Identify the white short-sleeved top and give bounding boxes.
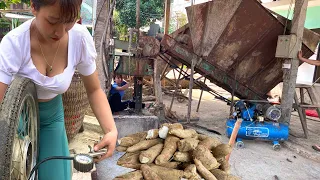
[0,19,97,99]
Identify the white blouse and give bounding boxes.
[0,19,97,99]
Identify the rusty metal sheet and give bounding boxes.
[160,0,319,99]
[186,0,242,57]
[170,24,194,51]
[229,23,284,91]
[206,0,277,71]
[138,36,160,57]
[115,57,153,77]
[161,35,263,100]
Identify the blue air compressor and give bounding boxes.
[226,100,289,150]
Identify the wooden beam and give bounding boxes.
[196,78,206,112]
[169,67,183,111]
[280,0,308,124]
[135,0,143,113]
[187,59,195,124]
[136,0,140,30]
[154,58,163,105]
[164,0,171,34]
[154,58,166,123]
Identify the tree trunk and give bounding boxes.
[94,0,108,93]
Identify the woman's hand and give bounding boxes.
[93,129,118,162]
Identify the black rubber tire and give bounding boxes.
[0,77,39,180]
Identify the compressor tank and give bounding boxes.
[226,119,289,141]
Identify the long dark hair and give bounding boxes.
[31,0,82,23]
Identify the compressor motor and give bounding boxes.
[233,100,281,122]
[227,100,288,151]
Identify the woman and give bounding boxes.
[0,0,117,179]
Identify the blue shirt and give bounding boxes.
[110,81,127,100]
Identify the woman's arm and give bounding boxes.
[81,71,118,161]
[0,82,8,102]
[298,51,320,66]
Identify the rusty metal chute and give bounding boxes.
[160,0,320,100]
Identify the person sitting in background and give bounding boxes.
[108,74,146,114]
[108,74,130,113]
[298,50,320,152]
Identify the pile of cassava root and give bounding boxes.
[114,123,240,180]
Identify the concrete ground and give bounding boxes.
[163,84,320,180]
[69,82,320,180]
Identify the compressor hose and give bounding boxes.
[28,156,74,180]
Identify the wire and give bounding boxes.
[28,156,74,180]
[244,103,253,121]
[283,0,294,35]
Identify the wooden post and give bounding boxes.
[154,58,163,105]
[280,0,308,124]
[187,59,195,124]
[154,58,166,123]
[136,0,140,31]
[134,0,143,113]
[164,0,171,34]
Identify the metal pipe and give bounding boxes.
[187,59,195,123]
[196,78,206,112]
[169,66,184,111]
[158,54,230,103]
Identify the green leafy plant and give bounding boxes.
[113,10,129,41]
[0,0,30,9]
[115,0,164,28]
[0,18,11,36]
[169,11,188,34]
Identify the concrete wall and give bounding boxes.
[113,115,159,138]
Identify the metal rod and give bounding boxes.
[169,66,183,111]
[160,63,169,81]
[133,0,143,113]
[195,75,204,81]
[158,54,230,103]
[187,59,195,124]
[169,68,177,110]
[196,78,206,112]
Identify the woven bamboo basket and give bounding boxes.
[62,71,89,142]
